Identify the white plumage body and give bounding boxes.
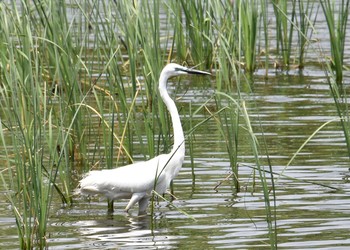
[79,150,184,211]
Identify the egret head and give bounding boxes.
[162,63,211,78]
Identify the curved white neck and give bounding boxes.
[158,73,185,155]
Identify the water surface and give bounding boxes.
[1,1,350,249]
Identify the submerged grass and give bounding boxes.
[0,0,348,248]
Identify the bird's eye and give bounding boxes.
[174,67,187,73]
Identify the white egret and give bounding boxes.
[77,63,210,214]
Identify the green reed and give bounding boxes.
[238,0,259,73]
[259,0,269,76]
[188,102,196,183]
[271,0,296,69]
[0,3,67,247]
[167,0,187,61]
[112,0,168,160]
[319,0,350,158]
[0,0,104,246]
[296,0,318,69]
[213,94,240,191]
[320,0,349,84]
[177,0,214,68]
[213,89,277,247]
[241,101,277,248]
[138,0,167,158]
[325,71,350,158]
[209,1,277,244]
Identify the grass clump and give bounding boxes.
[320,0,349,84]
[271,0,296,69]
[319,0,350,160]
[296,0,318,69]
[239,0,259,73]
[0,3,68,248]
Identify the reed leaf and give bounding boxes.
[239,0,259,73]
[320,0,350,84]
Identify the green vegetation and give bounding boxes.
[0,0,348,249]
[320,0,350,161]
[320,0,349,84]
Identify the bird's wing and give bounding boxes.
[79,154,170,196]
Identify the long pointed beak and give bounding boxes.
[183,68,211,76]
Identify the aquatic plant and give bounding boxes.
[296,0,318,69]
[0,2,71,247]
[238,0,259,73]
[178,0,214,68]
[271,0,296,69]
[325,71,350,159]
[320,0,349,84]
[259,0,270,76]
[319,0,350,161]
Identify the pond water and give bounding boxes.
[1,69,350,249]
[1,1,350,249]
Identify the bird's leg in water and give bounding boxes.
[138,197,150,215]
[125,192,146,213]
[108,199,114,213]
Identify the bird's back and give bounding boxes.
[78,153,177,200]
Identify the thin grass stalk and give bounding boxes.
[188,102,196,184]
[103,51,133,165]
[211,96,240,191]
[0,5,29,246]
[241,102,277,249]
[33,0,95,199]
[327,76,350,157]
[237,8,277,243]
[319,0,350,156]
[0,0,101,246]
[113,0,159,161]
[320,0,350,84]
[0,7,58,248]
[260,0,269,77]
[115,0,143,95]
[212,3,243,189]
[276,117,342,181]
[167,0,187,61]
[140,0,165,158]
[152,190,196,220]
[215,22,238,91]
[239,0,259,73]
[94,0,141,168]
[271,0,297,68]
[179,0,213,68]
[297,0,318,68]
